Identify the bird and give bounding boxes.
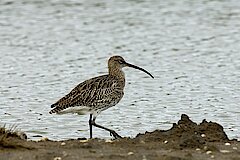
[49,55,154,139]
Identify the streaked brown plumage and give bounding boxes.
[49,55,154,139]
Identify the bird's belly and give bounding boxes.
[57,106,90,115]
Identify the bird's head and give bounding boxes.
[108,55,154,78]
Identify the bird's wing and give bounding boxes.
[50,75,123,114]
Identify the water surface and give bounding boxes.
[0,0,239,140]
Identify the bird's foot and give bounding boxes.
[109,130,122,139]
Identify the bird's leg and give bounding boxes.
[90,117,122,139]
[89,114,93,139]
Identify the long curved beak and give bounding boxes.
[125,62,154,79]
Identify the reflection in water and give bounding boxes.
[0,0,239,140]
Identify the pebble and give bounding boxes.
[16,131,27,140]
[233,147,237,150]
[142,155,147,160]
[210,155,215,159]
[225,142,231,146]
[79,139,89,143]
[196,148,201,151]
[206,151,212,155]
[220,150,230,153]
[164,140,168,144]
[128,152,134,155]
[203,146,208,150]
[61,142,66,146]
[105,139,113,143]
[53,157,62,160]
[201,134,206,138]
[39,137,48,141]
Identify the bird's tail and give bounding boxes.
[49,103,71,114]
[49,103,59,114]
[51,103,56,108]
[49,108,59,114]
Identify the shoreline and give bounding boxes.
[1,114,239,160]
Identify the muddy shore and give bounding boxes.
[0,114,239,160]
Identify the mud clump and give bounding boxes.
[0,126,27,140]
[0,126,28,149]
[135,114,229,149]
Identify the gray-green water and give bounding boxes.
[0,0,239,140]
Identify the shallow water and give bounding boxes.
[0,0,239,140]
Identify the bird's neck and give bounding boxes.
[109,67,125,80]
[109,68,125,88]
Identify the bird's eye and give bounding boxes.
[118,60,124,64]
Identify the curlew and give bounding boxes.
[49,56,154,139]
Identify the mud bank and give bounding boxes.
[0,114,239,160]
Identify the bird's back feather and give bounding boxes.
[49,75,124,114]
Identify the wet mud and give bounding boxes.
[0,114,239,160]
